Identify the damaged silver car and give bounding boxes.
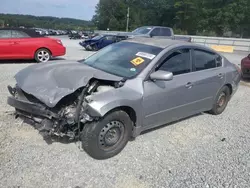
[7,38,241,159]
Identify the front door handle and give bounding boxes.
[185,82,193,89]
[10,42,19,45]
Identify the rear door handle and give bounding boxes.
[185,82,193,89]
[218,73,224,79]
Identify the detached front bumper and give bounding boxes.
[7,85,59,120]
[7,96,59,119]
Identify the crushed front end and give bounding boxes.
[7,79,120,141]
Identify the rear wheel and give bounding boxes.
[35,48,51,63]
[208,86,231,115]
[81,110,132,160]
[85,45,92,51]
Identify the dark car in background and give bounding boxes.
[79,34,126,51]
[0,28,66,62]
[241,54,250,78]
[85,26,192,50]
[68,31,82,39]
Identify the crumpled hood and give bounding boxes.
[14,60,122,108]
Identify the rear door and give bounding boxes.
[9,30,34,58]
[188,48,225,111]
[0,30,12,59]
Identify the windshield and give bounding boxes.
[80,42,163,78]
[132,27,152,34]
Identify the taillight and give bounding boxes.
[56,40,63,45]
[234,64,241,74]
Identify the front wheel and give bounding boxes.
[81,110,133,160]
[208,86,231,115]
[35,48,51,63]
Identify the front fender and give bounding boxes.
[85,88,143,126]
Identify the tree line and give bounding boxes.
[0,14,94,30]
[92,0,250,37]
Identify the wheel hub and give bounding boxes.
[104,128,120,146]
[99,121,124,149]
[38,51,49,62]
[217,92,226,107]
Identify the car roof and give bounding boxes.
[137,26,172,29]
[0,27,42,37]
[124,37,218,53]
[124,37,189,48]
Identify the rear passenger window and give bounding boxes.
[0,30,12,38]
[160,28,172,36]
[193,50,222,71]
[157,49,191,76]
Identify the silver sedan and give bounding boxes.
[7,38,241,159]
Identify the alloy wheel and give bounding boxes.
[37,50,50,62]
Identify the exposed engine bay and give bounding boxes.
[7,79,124,141]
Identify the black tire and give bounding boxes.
[208,86,231,115]
[81,110,133,160]
[85,45,92,51]
[92,44,98,51]
[34,48,51,63]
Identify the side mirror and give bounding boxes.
[149,32,153,38]
[150,70,173,81]
[248,54,250,59]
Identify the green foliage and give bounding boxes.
[0,19,4,27]
[0,13,94,30]
[93,0,250,37]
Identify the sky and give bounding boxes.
[0,0,99,20]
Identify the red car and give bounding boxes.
[0,28,66,63]
[241,54,250,78]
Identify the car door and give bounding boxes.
[142,48,199,129]
[189,48,225,110]
[0,30,13,59]
[9,30,32,58]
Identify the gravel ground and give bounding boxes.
[0,37,250,188]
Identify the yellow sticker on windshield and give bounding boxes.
[131,57,145,66]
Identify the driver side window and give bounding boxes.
[156,49,191,76]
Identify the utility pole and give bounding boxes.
[126,7,130,32]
